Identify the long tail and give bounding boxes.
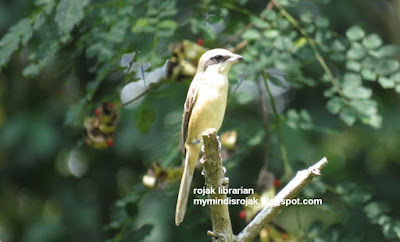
[175,146,200,226]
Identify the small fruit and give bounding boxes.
[106,139,114,147]
[239,210,246,220]
[197,38,204,46]
[95,108,102,116]
[274,179,281,188]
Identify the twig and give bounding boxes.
[263,74,292,180]
[202,129,234,242]
[257,77,270,168]
[275,5,349,105]
[236,157,328,241]
[224,0,277,50]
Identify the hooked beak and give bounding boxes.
[228,54,244,63]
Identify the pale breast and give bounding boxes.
[186,75,229,142]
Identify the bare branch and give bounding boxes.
[202,129,234,242]
[237,157,328,242]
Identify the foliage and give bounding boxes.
[1,0,400,241]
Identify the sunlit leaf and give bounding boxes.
[315,16,329,29]
[378,45,399,58]
[55,0,89,42]
[375,59,400,76]
[378,77,395,89]
[340,108,356,126]
[346,26,365,41]
[346,61,361,72]
[0,19,32,68]
[361,68,377,81]
[346,46,366,60]
[243,29,261,40]
[362,34,382,49]
[264,29,279,39]
[300,10,313,24]
[327,97,345,114]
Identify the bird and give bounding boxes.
[175,48,243,226]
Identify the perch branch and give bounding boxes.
[236,157,328,242]
[202,129,234,242]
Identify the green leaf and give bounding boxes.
[346,46,366,60]
[262,10,277,21]
[274,53,300,72]
[323,86,336,97]
[275,18,290,30]
[286,109,299,129]
[315,16,329,29]
[157,19,177,37]
[242,29,261,40]
[351,99,377,117]
[346,61,361,72]
[286,109,313,130]
[108,19,129,44]
[299,109,313,129]
[375,59,400,76]
[340,108,356,126]
[304,24,315,34]
[346,26,365,41]
[331,39,346,52]
[251,16,270,29]
[132,18,154,33]
[329,53,345,62]
[351,99,381,128]
[364,202,391,222]
[362,56,378,69]
[378,77,395,89]
[55,0,89,43]
[361,68,377,81]
[378,45,399,58]
[277,0,300,7]
[362,34,382,49]
[274,36,293,51]
[391,72,400,83]
[396,85,400,94]
[0,19,33,68]
[342,73,372,99]
[327,97,345,114]
[264,29,279,39]
[158,19,177,30]
[366,113,382,128]
[343,72,362,84]
[300,10,313,24]
[35,0,56,14]
[382,219,400,240]
[22,63,40,77]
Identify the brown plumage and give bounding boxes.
[175,48,243,226]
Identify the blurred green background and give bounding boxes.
[1,0,400,241]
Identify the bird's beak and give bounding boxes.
[228,54,244,63]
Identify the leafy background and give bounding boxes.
[1,0,400,241]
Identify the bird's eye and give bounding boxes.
[213,55,223,61]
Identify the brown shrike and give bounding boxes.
[175,48,243,226]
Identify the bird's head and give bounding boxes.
[197,48,243,75]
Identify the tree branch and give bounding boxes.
[202,129,234,242]
[236,157,328,241]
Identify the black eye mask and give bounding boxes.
[203,55,230,71]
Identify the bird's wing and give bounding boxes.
[181,80,199,151]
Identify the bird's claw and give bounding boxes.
[217,136,222,150]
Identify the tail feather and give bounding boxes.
[175,146,200,226]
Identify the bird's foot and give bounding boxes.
[217,136,222,150]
